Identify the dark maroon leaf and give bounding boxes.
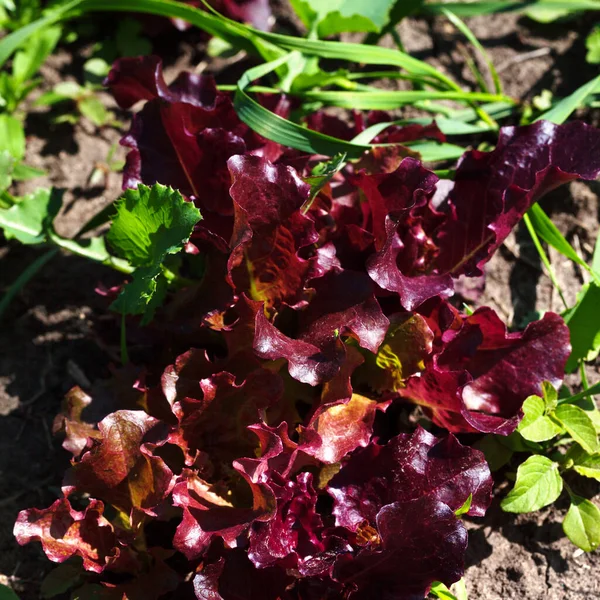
[227,155,317,309]
[194,549,291,600]
[248,472,325,572]
[172,469,274,560]
[165,368,283,467]
[332,498,467,600]
[328,426,492,525]
[254,270,389,385]
[435,120,600,276]
[401,309,571,434]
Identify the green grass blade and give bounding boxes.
[559,381,600,405]
[235,56,372,158]
[0,248,58,320]
[450,101,516,122]
[403,140,466,162]
[0,0,81,67]
[87,0,462,92]
[0,0,283,69]
[537,74,600,124]
[441,7,502,95]
[593,233,600,276]
[301,89,513,110]
[522,212,568,308]
[423,2,600,17]
[527,203,599,283]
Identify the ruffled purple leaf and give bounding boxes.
[435,120,600,276]
[14,499,118,573]
[328,426,492,525]
[401,309,571,434]
[254,270,389,385]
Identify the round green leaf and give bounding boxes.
[563,495,600,552]
[554,404,600,455]
[501,455,563,513]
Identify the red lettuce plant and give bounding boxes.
[14,57,600,599]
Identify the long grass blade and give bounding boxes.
[441,7,502,95]
[235,55,372,158]
[424,1,600,17]
[522,212,568,308]
[537,74,600,125]
[527,203,600,283]
[0,248,58,320]
[301,89,513,110]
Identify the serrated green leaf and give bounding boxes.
[501,455,563,513]
[518,395,564,442]
[111,268,168,324]
[450,578,468,600]
[108,184,201,267]
[587,27,600,64]
[554,404,599,454]
[563,282,600,372]
[0,187,61,244]
[108,184,201,320]
[430,579,467,600]
[563,495,600,552]
[429,581,458,600]
[542,381,559,409]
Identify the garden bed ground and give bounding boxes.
[1,8,599,600]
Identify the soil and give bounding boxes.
[1,6,599,600]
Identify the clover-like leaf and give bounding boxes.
[501,455,563,513]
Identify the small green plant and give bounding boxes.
[482,381,600,552]
[586,25,600,64]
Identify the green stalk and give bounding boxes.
[0,248,58,320]
[522,212,568,309]
[441,7,503,95]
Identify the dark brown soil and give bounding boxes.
[1,6,599,600]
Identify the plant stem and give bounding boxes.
[522,212,568,309]
[0,248,58,320]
